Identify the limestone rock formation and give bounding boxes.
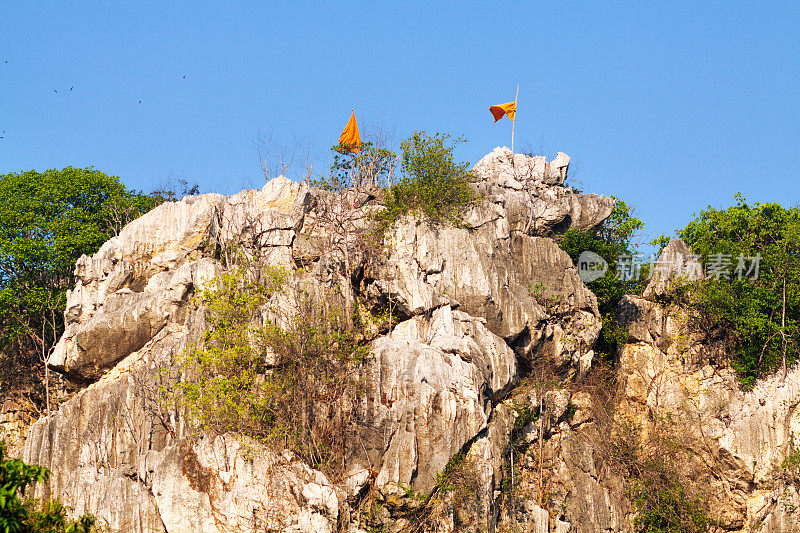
[19,146,800,533]
[363,304,516,494]
[453,238,800,533]
[19,150,614,532]
[49,193,225,382]
[641,237,699,300]
[615,239,800,532]
[17,142,800,533]
[364,221,600,368]
[468,147,615,237]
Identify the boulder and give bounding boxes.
[364,220,601,375]
[361,303,518,494]
[153,436,339,533]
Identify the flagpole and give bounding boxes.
[511,84,519,155]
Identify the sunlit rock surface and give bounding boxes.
[22,154,800,532]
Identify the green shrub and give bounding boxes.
[173,264,365,477]
[173,266,285,439]
[559,199,646,358]
[628,457,709,533]
[379,131,475,227]
[779,445,800,486]
[604,425,710,533]
[0,441,97,532]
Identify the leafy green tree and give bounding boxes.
[0,167,161,412]
[0,441,96,533]
[380,131,475,226]
[559,198,646,357]
[675,195,800,387]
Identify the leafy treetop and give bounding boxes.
[674,194,800,388]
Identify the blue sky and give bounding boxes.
[1,1,798,246]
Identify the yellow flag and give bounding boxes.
[338,110,361,153]
[489,101,516,122]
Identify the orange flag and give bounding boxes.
[338,110,361,153]
[490,101,516,122]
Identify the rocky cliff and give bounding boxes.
[615,239,800,531]
[16,148,800,532]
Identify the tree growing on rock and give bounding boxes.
[310,141,397,283]
[172,263,367,477]
[0,168,161,414]
[673,195,800,387]
[379,131,475,227]
[558,198,646,358]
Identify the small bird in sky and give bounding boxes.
[70,86,73,91]
[54,89,57,94]
[182,75,186,79]
[138,100,142,104]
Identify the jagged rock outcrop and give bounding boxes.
[153,435,341,533]
[362,148,607,377]
[463,239,800,533]
[361,304,517,495]
[615,239,800,532]
[641,237,700,300]
[364,221,600,376]
[20,150,612,532]
[19,141,800,533]
[21,144,800,533]
[467,147,614,237]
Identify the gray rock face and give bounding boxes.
[26,178,335,532]
[364,219,601,377]
[26,322,341,533]
[617,308,800,530]
[49,192,226,382]
[24,325,185,533]
[21,150,611,532]
[361,305,517,494]
[451,239,800,533]
[356,150,607,381]
[614,242,800,532]
[153,435,340,533]
[642,237,700,300]
[24,152,799,533]
[468,147,615,237]
[463,387,630,533]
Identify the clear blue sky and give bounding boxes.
[1,1,798,246]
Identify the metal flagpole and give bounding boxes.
[511,84,519,154]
